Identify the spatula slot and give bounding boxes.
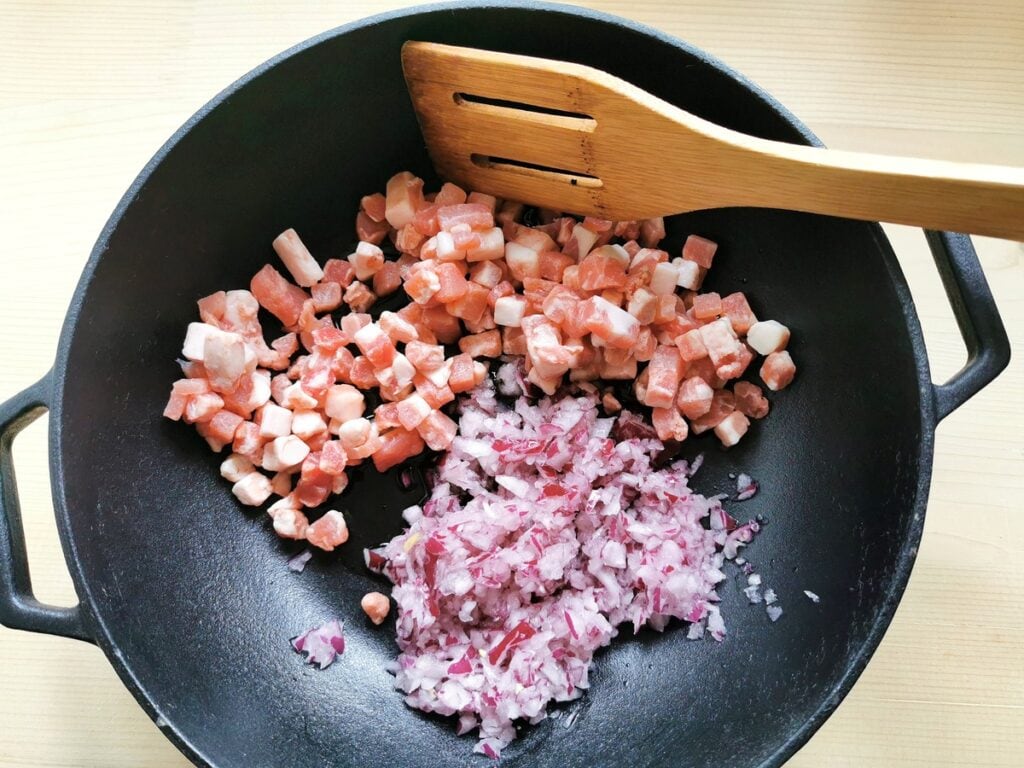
[470,154,603,189]
[454,92,596,129]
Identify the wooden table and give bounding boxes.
[0,2,1020,766]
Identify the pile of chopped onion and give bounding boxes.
[369,377,760,758]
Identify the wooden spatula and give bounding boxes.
[402,42,1024,240]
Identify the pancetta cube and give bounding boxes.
[565,223,599,260]
[714,410,750,447]
[413,375,455,409]
[466,227,505,262]
[448,354,478,393]
[360,192,387,222]
[374,402,403,431]
[270,471,293,497]
[390,353,417,389]
[434,262,469,303]
[716,343,754,381]
[323,258,356,288]
[206,409,244,445]
[281,382,318,410]
[493,295,528,327]
[690,390,736,434]
[306,510,349,551]
[459,330,502,358]
[734,381,770,419]
[292,410,328,441]
[348,242,385,282]
[682,234,717,269]
[396,394,432,430]
[721,292,758,335]
[318,440,348,476]
[353,323,396,369]
[184,392,225,424]
[343,281,377,313]
[639,217,666,248]
[676,376,714,419]
[598,353,638,380]
[582,296,640,349]
[469,259,503,287]
[220,453,255,483]
[250,264,309,328]
[405,340,446,373]
[378,311,419,344]
[445,283,490,325]
[648,262,680,295]
[232,421,265,462]
[373,262,403,297]
[527,367,561,395]
[627,288,658,325]
[435,182,467,207]
[348,357,378,389]
[760,351,796,391]
[337,418,382,460]
[311,281,342,312]
[372,429,426,472]
[746,320,791,355]
[675,328,708,361]
[437,203,493,231]
[539,251,575,283]
[643,345,685,409]
[505,242,542,281]
[271,508,309,540]
[467,191,497,213]
[385,172,426,229]
[232,472,273,506]
[262,435,311,472]
[692,292,723,320]
[673,257,704,290]
[634,327,657,362]
[699,317,742,367]
[652,407,689,442]
[182,323,238,362]
[273,228,324,287]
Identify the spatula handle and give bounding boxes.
[747,142,1024,240]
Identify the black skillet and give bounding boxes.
[0,3,1010,767]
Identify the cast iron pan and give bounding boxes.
[0,3,1010,767]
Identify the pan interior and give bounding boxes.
[56,6,926,767]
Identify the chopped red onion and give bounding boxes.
[804,590,820,603]
[735,473,758,500]
[291,619,345,669]
[495,359,525,398]
[766,605,783,622]
[363,547,386,573]
[763,587,778,605]
[287,548,313,573]
[688,453,704,476]
[378,380,761,757]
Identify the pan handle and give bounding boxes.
[0,372,91,642]
[924,231,1011,422]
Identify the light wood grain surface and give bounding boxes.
[0,2,1020,767]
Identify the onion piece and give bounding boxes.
[291,619,345,669]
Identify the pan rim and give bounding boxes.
[46,2,936,766]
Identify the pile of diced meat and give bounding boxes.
[371,378,759,759]
[163,169,795,552]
